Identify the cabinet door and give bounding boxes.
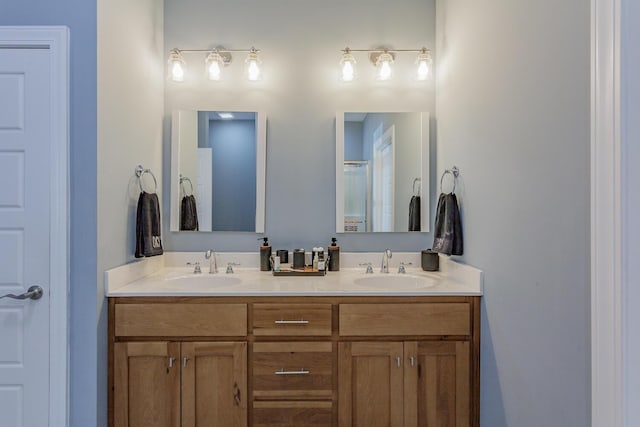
[181,341,247,427]
[338,342,404,427]
[113,342,180,427]
[404,341,470,427]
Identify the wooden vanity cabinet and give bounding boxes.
[109,296,479,427]
[110,301,249,427]
[251,303,335,427]
[338,303,475,427]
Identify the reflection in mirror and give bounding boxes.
[336,112,430,233]
[170,110,266,232]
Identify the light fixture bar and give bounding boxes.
[339,46,432,82]
[167,46,262,82]
[173,48,261,53]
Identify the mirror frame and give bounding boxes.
[170,110,267,233]
[335,111,430,233]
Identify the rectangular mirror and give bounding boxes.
[170,110,266,232]
[336,112,430,233]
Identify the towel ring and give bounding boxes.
[440,166,459,194]
[135,165,158,193]
[180,175,194,196]
[413,178,421,196]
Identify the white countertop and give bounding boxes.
[105,252,483,297]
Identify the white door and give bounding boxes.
[0,43,55,426]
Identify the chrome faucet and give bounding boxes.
[205,250,218,273]
[226,262,240,274]
[381,249,393,273]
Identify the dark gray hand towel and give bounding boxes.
[180,195,199,231]
[135,192,164,258]
[408,195,421,231]
[432,193,463,256]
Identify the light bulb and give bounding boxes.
[171,62,185,81]
[205,51,224,81]
[245,48,262,81]
[167,49,186,82]
[416,49,432,81]
[340,48,357,82]
[375,51,394,81]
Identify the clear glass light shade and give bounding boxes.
[416,50,433,81]
[167,50,186,82]
[205,51,225,81]
[245,49,262,81]
[375,52,394,81]
[340,51,357,82]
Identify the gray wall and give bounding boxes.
[163,0,437,252]
[0,3,98,426]
[97,0,164,425]
[435,0,590,425]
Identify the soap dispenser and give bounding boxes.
[328,237,340,271]
[259,237,272,271]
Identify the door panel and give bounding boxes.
[339,342,404,427]
[181,341,247,427]
[405,341,470,427]
[0,47,51,427]
[113,342,180,427]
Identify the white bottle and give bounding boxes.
[273,255,281,272]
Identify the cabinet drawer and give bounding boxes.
[339,303,470,336]
[252,342,333,400]
[114,303,247,337]
[253,401,333,427]
[253,303,332,336]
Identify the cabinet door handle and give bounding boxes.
[396,356,401,368]
[275,369,310,375]
[233,383,241,406]
[274,320,309,325]
[409,356,415,367]
[183,356,189,367]
[168,357,176,368]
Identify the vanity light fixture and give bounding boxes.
[415,48,433,81]
[168,49,186,82]
[167,46,261,82]
[217,112,234,119]
[339,46,432,82]
[372,50,395,81]
[340,48,357,82]
[244,47,262,81]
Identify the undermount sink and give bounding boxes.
[161,274,242,289]
[353,274,437,289]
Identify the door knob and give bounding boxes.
[0,285,43,301]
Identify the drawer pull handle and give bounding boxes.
[396,356,401,368]
[274,320,309,325]
[275,369,310,375]
[409,356,415,367]
[168,357,176,369]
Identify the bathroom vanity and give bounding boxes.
[106,254,482,427]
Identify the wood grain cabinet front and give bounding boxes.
[109,296,479,427]
[253,303,332,336]
[113,341,247,427]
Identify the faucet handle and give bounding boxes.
[359,262,374,274]
[397,262,412,274]
[187,262,202,274]
[226,262,240,274]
